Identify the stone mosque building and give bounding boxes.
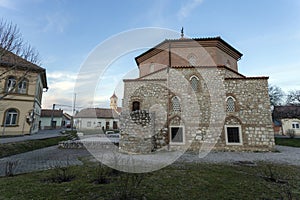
[119,34,275,153]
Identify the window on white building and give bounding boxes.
[292,122,300,129]
[87,121,91,127]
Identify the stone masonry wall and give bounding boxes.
[121,67,275,153]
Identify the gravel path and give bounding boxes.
[0,145,299,176]
[178,146,300,166]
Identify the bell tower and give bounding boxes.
[110,92,118,110]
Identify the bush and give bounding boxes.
[5,160,19,177]
[46,165,76,183]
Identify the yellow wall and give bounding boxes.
[0,67,43,135]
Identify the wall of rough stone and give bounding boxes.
[121,67,275,153]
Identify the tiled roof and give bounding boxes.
[75,107,122,118]
[135,36,243,65]
[41,109,63,117]
[273,105,300,120]
[0,48,48,89]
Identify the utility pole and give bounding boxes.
[71,93,76,131]
[50,103,55,129]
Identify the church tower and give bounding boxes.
[110,92,118,110]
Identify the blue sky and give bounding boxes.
[1,0,300,112]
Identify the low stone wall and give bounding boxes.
[58,140,118,149]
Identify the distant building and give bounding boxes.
[273,105,300,136]
[40,109,65,130]
[74,93,121,131]
[0,49,48,135]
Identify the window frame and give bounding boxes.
[226,96,236,112]
[189,75,199,92]
[17,78,28,94]
[292,122,300,129]
[6,76,17,93]
[224,125,243,145]
[171,96,181,112]
[87,121,91,127]
[169,125,185,145]
[132,101,140,111]
[4,108,19,126]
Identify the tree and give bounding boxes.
[0,19,41,100]
[0,19,41,64]
[268,85,284,106]
[286,90,300,105]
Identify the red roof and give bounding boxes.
[135,37,243,66]
[41,109,63,117]
[273,105,300,120]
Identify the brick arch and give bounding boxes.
[169,115,184,126]
[225,116,242,125]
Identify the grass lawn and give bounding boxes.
[275,138,300,148]
[0,136,70,158]
[0,160,299,200]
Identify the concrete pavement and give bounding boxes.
[0,145,90,176]
[0,129,63,144]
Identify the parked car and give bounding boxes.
[105,131,120,138]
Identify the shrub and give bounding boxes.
[5,160,19,177]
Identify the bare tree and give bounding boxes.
[0,18,42,100]
[0,19,23,57]
[286,90,300,105]
[269,85,284,106]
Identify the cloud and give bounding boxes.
[42,71,77,110]
[0,0,16,9]
[177,0,204,20]
[42,11,69,33]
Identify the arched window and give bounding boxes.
[6,76,16,92]
[18,79,28,94]
[172,96,181,112]
[4,108,18,126]
[190,75,199,92]
[132,101,140,111]
[226,96,236,112]
[188,54,197,66]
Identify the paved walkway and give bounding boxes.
[0,144,299,176]
[0,146,90,176]
[0,129,63,144]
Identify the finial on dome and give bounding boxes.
[181,27,184,38]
